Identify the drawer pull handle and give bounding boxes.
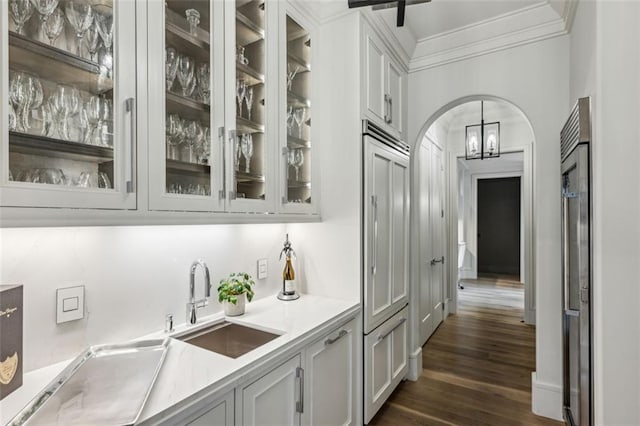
[378,317,406,341]
[325,329,348,346]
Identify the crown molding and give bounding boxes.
[409,2,569,72]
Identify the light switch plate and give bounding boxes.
[257,259,268,280]
[57,285,85,324]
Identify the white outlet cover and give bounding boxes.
[57,285,85,324]
[257,259,268,280]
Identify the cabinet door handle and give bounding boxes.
[228,130,237,200]
[378,317,406,341]
[388,96,393,124]
[296,366,304,413]
[371,195,378,275]
[383,94,389,123]
[325,329,348,346]
[282,147,289,204]
[125,97,136,193]
[430,256,444,265]
[218,127,226,200]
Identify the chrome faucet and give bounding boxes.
[187,259,211,325]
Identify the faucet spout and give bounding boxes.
[187,259,211,325]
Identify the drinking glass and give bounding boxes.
[30,0,58,23]
[37,168,67,185]
[197,126,210,164]
[95,13,113,49]
[182,120,201,163]
[9,103,17,132]
[241,133,253,173]
[37,102,54,137]
[293,107,306,138]
[287,64,300,91]
[65,1,94,56]
[50,84,80,140]
[43,7,64,45]
[196,63,210,104]
[185,9,200,36]
[83,96,107,144]
[9,0,33,36]
[236,45,249,65]
[286,105,294,136]
[234,134,241,171]
[291,148,304,181]
[177,55,195,97]
[236,79,246,117]
[166,114,183,160]
[244,87,254,121]
[85,22,101,62]
[78,171,111,188]
[165,47,178,91]
[10,72,43,132]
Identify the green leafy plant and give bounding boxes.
[217,272,255,305]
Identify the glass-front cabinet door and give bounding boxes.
[0,0,136,209]
[148,0,225,212]
[279,6,316,214]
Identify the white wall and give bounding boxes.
[0,224,288,372]
[407,36,570,420]
[570,1,640,424]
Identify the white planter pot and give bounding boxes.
[223,294,246,316]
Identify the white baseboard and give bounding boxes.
[531,372,563,421]
[407,347,422,381]
[525,308,536,325]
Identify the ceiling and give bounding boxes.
[435,100,529,131]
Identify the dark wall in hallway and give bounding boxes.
[477,177,521,277]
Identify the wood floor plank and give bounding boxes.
[368,278,562,426]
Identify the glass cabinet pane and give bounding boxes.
[235,0,265,200]
[164,0,212,197]
[7,0,116,190]
[285,15,311,205]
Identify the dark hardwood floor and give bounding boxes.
[369,277,562,426]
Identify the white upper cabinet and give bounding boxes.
[1,0,137,210]
[361,18,407,142]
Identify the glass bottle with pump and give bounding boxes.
[278,234,300,301]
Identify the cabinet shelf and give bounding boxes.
[287,135,310,149]
[166,91,210,122]
[237,116,264,134]
[166,159,210,177]
[166,22,210,63]
[9,131,114,163]
[9,31,112,95]
[236,171,265,183]
[287,181,311,189]
[287,53,310,73]
[237,62,264,86]
[237,12,264,46]
[287,91,310,108]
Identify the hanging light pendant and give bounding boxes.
[465,101,500,160]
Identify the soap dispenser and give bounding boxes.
[278,234,300,301]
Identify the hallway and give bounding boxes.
[369,278,562,425]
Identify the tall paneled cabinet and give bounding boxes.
[0,0,318,224]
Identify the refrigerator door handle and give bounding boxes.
[562,190,580,316]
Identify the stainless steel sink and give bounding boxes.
[177,321,281,358]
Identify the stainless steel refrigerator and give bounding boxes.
[560,97,592,426]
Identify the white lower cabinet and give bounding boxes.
[157,390,234,426]
[304,318,358,426]
[364,306,408,423]
[237,354,302,426]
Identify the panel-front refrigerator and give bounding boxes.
[560,97,592,426]
[362,120,410,423]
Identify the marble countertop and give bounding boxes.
[1,294,360,425]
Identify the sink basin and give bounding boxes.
[177,321,281,358]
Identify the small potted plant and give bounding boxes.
[217,272,255,316]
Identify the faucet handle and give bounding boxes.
[165,314,174,333]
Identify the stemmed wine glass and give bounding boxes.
[9,0,33,36]
[85,22,101,62]
[197,126,210,164]
[236,79,246,118]
[234,134,241,171]
[286,105,294,136]
[196,63,210,104]
[244,87,254,121]
[289,148,304,181]
[96,13,114,50]
[10,72,43,132]
[166,114,183,160]
[177,55,195,97]
[293,107,306,138]
[165,48,178,91]
[8,103,17,132]
[241,133,253,173]
[183,120,201,163]
[43,7,64,45]
[30,0,59,24]
[49,84,80,141]
[65,1,94,56]
[287,64,300,91]
[83,96,108,145]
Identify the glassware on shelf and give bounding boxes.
[182,120,202,163]
[166,114,183,160]
[85,22,101,62]
[65,1,94,56]
[96,13,113,50]
[197,126,210,165]
[177,55,195,97]
[236,79,246,118]
[83,96,108,145]
[196,62,210,105]
[9,0,34,36]
[9,71,43,132]
[49,84,80,141]
[185,9,200,36]
[236,45,249,66]
[78,171,111,188]
[30,0,59,23]
[165,47,178,91]
[17,168,67,185]
[234,134,241,171]
[287,64,300,91]
[43,7,64,45]
[240,133,253,173]
[36,102,54,137]
[244,87,254,121]
[286,105,294,136]
[293,107,306,138]
[289,148,304,181]
[9,103,17,131]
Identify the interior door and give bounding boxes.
[418,143,433,345]
[430,141,445,328]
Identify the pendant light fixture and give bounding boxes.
[465,101,500,160]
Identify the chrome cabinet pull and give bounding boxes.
[218,127,225,200]
[325,329,348,346]
[229,130,237,200]
[282,147,289,204]
[378,317,406,342]
[296,367,304,413]
[125,98,136,193]
[383,94,390,123]
[388,96,393,124]
[371,195,378,275]
[430,256,444,265]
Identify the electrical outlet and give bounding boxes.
[257,259,268,280]
[56,285,85,324]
